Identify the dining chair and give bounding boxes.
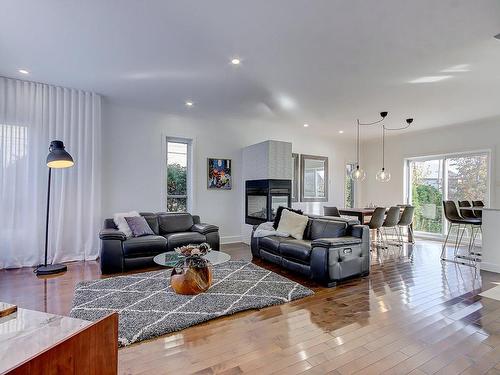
[382,206,402,246]
[368,207,387,249]
[323,206,341,217]
[397,206,415,245]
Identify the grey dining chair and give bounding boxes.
[397,206,415,245]
[323,206,341,217]
[382,206,402,246]
[368,207,387,249]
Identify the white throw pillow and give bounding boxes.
[277,209,309,240]
[113,211,140,238]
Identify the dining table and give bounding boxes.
[338,207,414,243]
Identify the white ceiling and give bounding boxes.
[2,0,500,138]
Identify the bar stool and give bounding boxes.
[368,207,387,249]
[397,206,415,245]
[458,200,482,256]
[441,200,480,266]
[323,206,341,217]
[382,206,402,246]
[472,200,484,218]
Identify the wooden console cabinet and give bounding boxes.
[1,308,118,375]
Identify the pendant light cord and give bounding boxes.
[356,119,360,166]
[382,126,385,169]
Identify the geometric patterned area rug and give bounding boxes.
[69,261,313,347]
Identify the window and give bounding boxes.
[345,163,356,208]
[300,154,328,202]
[291,153,299,202]
[405,151,489,237]
[166,138,192,212]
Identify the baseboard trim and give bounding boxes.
[221,235,243,244]
[480,262,500,274]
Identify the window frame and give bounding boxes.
[165,136,193,213]
[300,154,329,202]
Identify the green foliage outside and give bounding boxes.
[412,184,443,233]
[167,163,187,212]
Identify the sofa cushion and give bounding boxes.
[259,236,289,255]
[277,209,309,240]
[158,213,194,234]
[113,211,140,238]
[125,216,155,237]
[310,219,348,240]
[280,239,312,263]
[273,206,303,229]
[142,215,159,235]
[122,235,167,258]
[164,232,206,251]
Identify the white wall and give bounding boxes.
[102,102,356,243]
[359,116,500,208]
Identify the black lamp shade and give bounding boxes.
[46,140,74,168]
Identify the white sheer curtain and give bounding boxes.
[0,77,101,268]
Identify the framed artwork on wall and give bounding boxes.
[207,158,232,190]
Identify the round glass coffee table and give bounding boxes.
[153,251,231,267]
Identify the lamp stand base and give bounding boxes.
[35,264,67,276]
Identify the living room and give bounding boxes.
[2,1,500,374]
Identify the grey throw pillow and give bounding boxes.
[125,216,154,237]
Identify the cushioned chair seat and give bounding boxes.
[259,236,289,255]
[122,235,167,258]
[164,232,206,251]
[280,239,312,262]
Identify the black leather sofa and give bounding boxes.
[251,216,370,287]
[99,212,219,273]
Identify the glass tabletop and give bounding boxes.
[153,251,231,267]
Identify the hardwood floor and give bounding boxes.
[1,241,500,374]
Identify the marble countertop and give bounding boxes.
[0,307,91,373]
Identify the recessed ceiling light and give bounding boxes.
[409,75,452,84]
[303,123,309,128]
[338,130,344,134]
[231,58,241,65]
[185,100,194,107]
[18,69,29,75]
[441,64,470,73]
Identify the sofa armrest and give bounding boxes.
[99,228,126,241]
[191,223,219,235]
[311,237,362,248]
[351,224,369,240]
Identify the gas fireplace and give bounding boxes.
[245,179,291,225]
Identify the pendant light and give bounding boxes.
[376,126,391,182]
[351,111,388,182]
[350,119,366,182]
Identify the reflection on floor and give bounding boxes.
[1,240,499,374]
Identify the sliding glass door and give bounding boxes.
[405,151,489,237]
[408,159,444,234]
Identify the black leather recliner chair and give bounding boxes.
[251,216,370,287]
[99,212,219,273]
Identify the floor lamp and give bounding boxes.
[35,140,74,276]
